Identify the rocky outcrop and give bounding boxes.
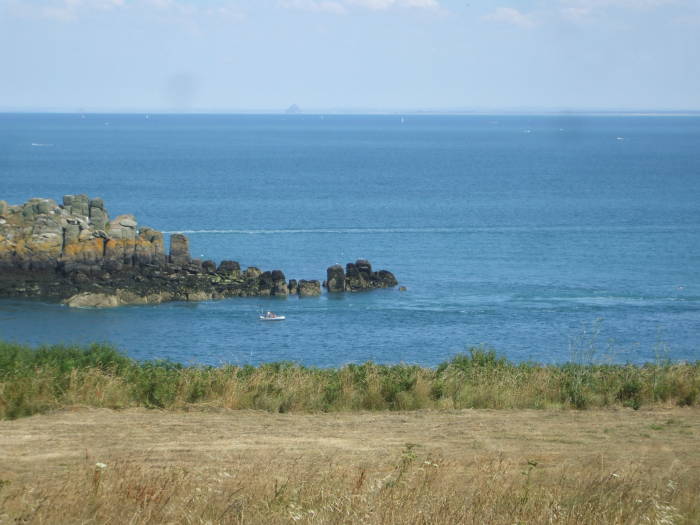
[324,260,398,292]
[325,264,347,292]
[0,196,398,307]
[298,280,321,297]
[169,233,190,265]
[64,292,121,308]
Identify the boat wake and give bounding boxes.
[164,227,462,235]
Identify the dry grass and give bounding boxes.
[3,343,700,522]
[1,407,699,524]
[2,343,699,419]
[3,452,697,524]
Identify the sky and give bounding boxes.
[1,0,699,112]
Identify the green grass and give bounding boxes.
[1,341,699,419]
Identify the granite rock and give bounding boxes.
[0,196,398,307]
[325,264,346,292]
[298,280,321,297]
[217,260,241,277]
[326,260,398,292]
[169,233,190,265]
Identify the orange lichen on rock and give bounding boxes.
[62,238,105,264]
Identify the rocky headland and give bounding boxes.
[0,196,397,307]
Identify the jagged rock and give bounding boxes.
[89,206,108,230]
[134,227,164,265]
[271,270,288,296]
[72,272,90,283]
[331,259,398,292]
[184,259,203,274]
[169,233,190,265]
[218,260,240,277]
[62,237,106,270]
[259,271,274,296]
[0,196,399,307]
[245,266,261,279]
[376,270,398,287]
[110,215,137,240]
[325,264,346,292]
[138,227,165,264]
[36,199,53,215]
[202,260,217,273]
[21,205,34,220]
[186,291,212,302]
[104,238,132,264]
[20,213,64,269]
[299,280,321,297]
[69,194,90,217]
[64,224,80,244]
[345,262,368,291]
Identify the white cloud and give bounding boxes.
[144,0,173,8]
[559,6,592,21]
[280,0,440,14]
[557,0,685,23]
[559,0,680,11]
[483,7,536,28]
[2,0,442,21]
[1,0,244,21]
[0,0,124,21]
[348,0,439,9]
[279,0,347,15]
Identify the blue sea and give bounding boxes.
[0,113,698,366]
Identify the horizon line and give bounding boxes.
[2,107,700,117]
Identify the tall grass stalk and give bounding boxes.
[1,341,698,419]
[2,448,698,524]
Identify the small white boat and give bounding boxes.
[260,311,285,321]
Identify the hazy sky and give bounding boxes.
[1,0,699,112]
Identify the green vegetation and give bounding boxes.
[1,341,699,419]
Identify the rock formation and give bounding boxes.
[325,264,347,293]
[0,196,398,307]
[298,280,321,297]
[324,260,398,292]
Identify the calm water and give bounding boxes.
[0,113,698,366]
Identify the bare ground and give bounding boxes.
[2,406,699,482]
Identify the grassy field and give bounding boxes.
[1,341,699,419]
[2,342,700,523]
[1,406,699,524]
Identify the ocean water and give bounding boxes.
[0,113,698,366]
